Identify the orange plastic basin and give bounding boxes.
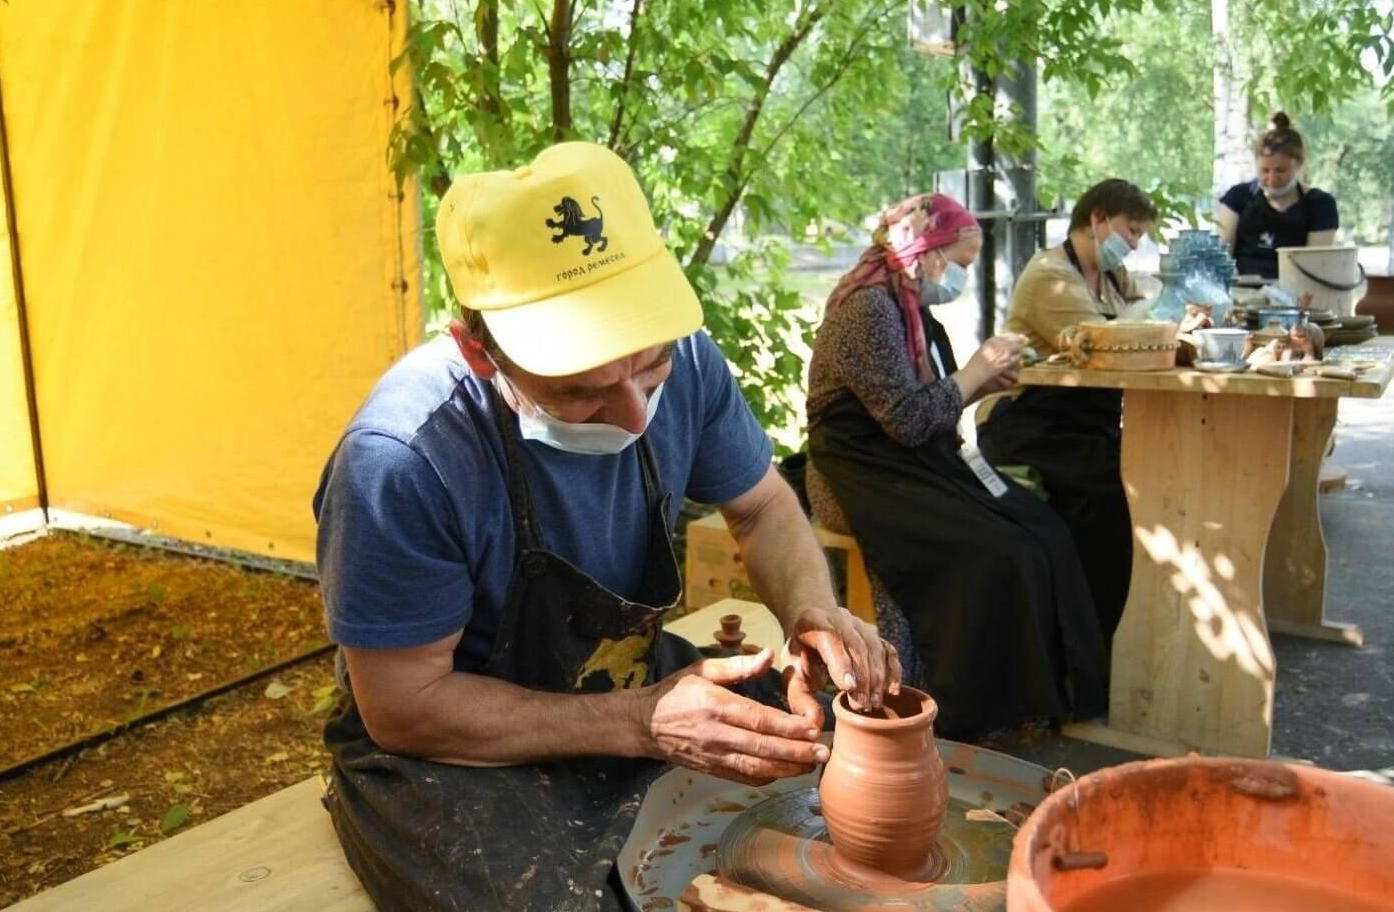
[1008,756,1394,912]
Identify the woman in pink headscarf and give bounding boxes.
[805,193,1107,739]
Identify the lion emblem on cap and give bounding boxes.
[546,196,608,255]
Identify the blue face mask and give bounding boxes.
[494,373,665,456]
[1096,230,1131,272]
[920,260,969,306]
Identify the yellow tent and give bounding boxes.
[0,1,422,563]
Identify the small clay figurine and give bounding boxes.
[1287,322,1324,361]
[1244,322,1324,367]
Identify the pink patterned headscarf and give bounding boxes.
[825,194,980,382]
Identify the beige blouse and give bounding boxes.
[1004,248,1140,356]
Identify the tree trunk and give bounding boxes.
[548,0,572,141]
[1212,0,1251,199]
[476,0,506,165]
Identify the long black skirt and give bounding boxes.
[807,393,1108,739]
[977,387,1131,640]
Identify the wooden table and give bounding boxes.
[1018,352,1394,758]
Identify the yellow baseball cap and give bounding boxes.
[436,142,704,377]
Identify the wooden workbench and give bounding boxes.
[1019,351,1394,758]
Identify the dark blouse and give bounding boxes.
[805,285,964,530]
[1220,181,1338,278]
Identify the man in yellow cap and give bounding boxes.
[313,142,898,910]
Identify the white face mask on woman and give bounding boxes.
[1263,175,1300,198]
[1095,230,1131,272]
[494,373,665,456]
[920,260,969,306]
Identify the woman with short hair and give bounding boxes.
[976,178,1158,642]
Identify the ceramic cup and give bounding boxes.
[1194,328,1250,365]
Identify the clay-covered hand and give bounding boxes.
[956,333,1025,402]
[784,606,902,727]
[1178,303,1214,334]
[638,649,828,786]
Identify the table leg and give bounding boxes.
[1263,398,1363,645]
[1071,390,1291,758]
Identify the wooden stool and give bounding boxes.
[683,512,875,624]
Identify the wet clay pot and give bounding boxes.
[818,686,949,879]
[1008,755,1394,912]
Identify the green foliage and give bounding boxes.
[106,828,138,849]
[1299,88,1394,242]
[1241,1,1394,118]
[159,803,192,835]
[393,0,921,441]
[1033,1,1392,243]
[1034,3,1211,227]
[390,0,1389,444]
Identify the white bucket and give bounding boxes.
[1277,245,1368,317]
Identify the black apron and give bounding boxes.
[977,238,1132,640]
[807,308,1108,738]
[323,389,694,912]
[1234,184,1310,279]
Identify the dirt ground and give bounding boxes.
[0,532,336,907]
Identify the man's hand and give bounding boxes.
[636,649,828,786]
[784,607,902,728]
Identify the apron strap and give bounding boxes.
[488,382,544,550]
[1064,236,1124,307]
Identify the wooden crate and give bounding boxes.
[683,512,875,624]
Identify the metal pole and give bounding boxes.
[967,66,996,341]
[0,64,49,513]
[996,52,1039,328]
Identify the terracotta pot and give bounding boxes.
[1008,755,1394,912]
[818,686,948,878]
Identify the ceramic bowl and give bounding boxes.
[1256,306,1307,332]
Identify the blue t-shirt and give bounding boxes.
[312,332,773,670]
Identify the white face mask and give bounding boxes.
[1095,229,1131,272]
[1263,176,1299,198]
[494,373,664,456]
[920,260,969,306]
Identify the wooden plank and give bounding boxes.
[1107,389,1290,758]
[1060,721,1195,758]
[1267,617,1363,646]
[1262,397,1362,646]
[9,777,371,912]
[1020,363,1388,399]
[665,598,786,657]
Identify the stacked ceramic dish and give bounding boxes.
[1325,314,1379,347]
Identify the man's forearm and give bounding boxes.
[380,671,649,767]
[723,483,839,634]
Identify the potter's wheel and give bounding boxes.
[617,737,1051,911]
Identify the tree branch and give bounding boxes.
[687,6,827,270]
[548,0,573,140]
[754,0,895,164]
[607,0,646,148]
